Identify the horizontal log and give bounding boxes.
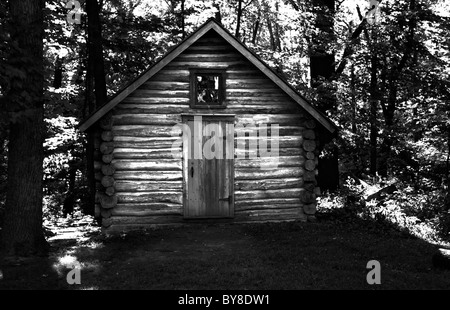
[114,104,301,115]
[227,79,272,85]
[225,106,300,114]
[115,180,182,192]
[305,119,316,129]
[236,114,303,125]
[101,176,115,188]
[234,208,306,222]
[114,170,182,181]
[303,203,316,215]
[99,194,118,209]
[113,148,181,159]
[125,96,189,104]
[101,208,112,219]
[114,104,190,114]
[100,142,114,154]
[102,154,114,164]
[235,147,304,158]
[117,191,183,204]
[303,129,316,140]
[101,131,114,142]
[113,126,181,138]
[102,218,113,228]
[300,189,316,204]
[235,203,302,212]
[141,81,189,91]
[112,114,181,126]
[105,186,115,196]
[235,136,303,149]
[303,171,316,182]
[226,89,290,96]
[121,97,188,104]
[235,188,302,200]
[101,164,116,176]
[303,140,316,152]
[235,167,304,180]
[304,182,315,192]
[235,156,304,169]
[234,125,304,136]
[306,152,315,160]
[176,53,243,60]
[235,178,304,191]
[132,89,189,97]
[112,159,182,171]
[112,203,183,216]
[234,196,305,207]
[185,44,235,51]
[224,82,278,89]
[150,75,189,83]
[226,97,292,103]
[166,61,247,68]
[109,215,184,225]
[305,159,316,171]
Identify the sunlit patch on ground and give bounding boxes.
[78,286,99,290]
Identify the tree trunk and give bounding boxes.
[369,49,378,176]
[213,1,222,23]
[235,0,242,39]
[53,57,63,89]
[251,9,261,45]
[85,0,107,216]
[274,1,282,51]
[266,16,275,51]
[378,0,416,177]
[181,0,185,39]
[309,0,339,191]
[1,0,48,256]
[350,64,357,138]
[378,80,396,177]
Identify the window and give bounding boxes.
[190,69,226,108]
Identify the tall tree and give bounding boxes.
[235,0,243,39]
[1,0,48,256]
[85,0,107,216]
[310,0,339,191]
[377,0,417,176]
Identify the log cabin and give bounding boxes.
[78,18,337,232]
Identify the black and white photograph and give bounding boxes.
[0,0,449,294]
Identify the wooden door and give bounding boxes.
[182,115,234,218]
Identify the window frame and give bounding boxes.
[189,69,227,109]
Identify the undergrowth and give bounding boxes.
[317,176,450,246]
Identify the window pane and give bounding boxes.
[196,74,221,104]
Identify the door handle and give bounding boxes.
[190,166,194,178]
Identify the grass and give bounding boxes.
[0,212,449,290]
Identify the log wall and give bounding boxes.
[97,30,321,231]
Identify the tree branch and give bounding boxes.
[332,0,383,80]
[286,0,300,12]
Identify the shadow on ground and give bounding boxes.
[1,213,449,290]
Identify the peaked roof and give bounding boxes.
[79,18,337,134]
